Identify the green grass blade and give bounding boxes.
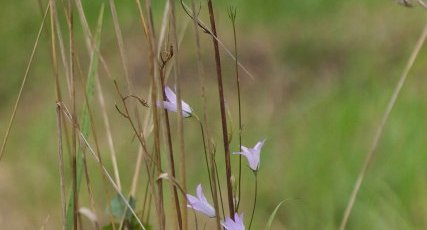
[65,4,104,230]
[264,199,288,230]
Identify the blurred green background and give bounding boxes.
[2,0,427,229]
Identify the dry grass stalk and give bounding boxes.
[0,4,49,162]
[339,22,427,230]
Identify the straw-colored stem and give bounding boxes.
[339,22,427,230]
[0,4,49,162]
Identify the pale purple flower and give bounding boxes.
[222,213,245,230]
[233,139,266,171]
[186,184,216,218]
[159,86,192,117]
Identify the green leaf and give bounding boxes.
[108,194,136,220]
[264,199,288,230]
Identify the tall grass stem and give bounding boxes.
[339,22,427,230]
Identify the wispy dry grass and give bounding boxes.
[0,4,49,162]
[340,20,427,229]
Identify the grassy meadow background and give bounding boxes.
[2,0,427,229]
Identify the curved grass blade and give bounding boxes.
[264,199,288,230]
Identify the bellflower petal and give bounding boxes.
[186,184,216,218]
[159,86,193,117]
[233,139,266,171]
[164,86,177,103]
[254,139,266,152]
[160,101,178,113]
[222,213,245,230]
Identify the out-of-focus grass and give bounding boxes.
[2,0,427,229]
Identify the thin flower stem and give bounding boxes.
[193,115,223,223]
[214,160,226,219]
[194,116,215,200]
[228,7,243,211]
[249,172,258,230]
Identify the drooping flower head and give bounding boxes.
[186,184,216,218]
[222,213,245,230]
[159,86,193,117]
[233,139,266,171]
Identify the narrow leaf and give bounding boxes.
[264,199,288,230]
[65,4,104,230]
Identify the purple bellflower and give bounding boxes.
[186,184,216,218]
[233,139,266,171]
[222,213,245,230]
[159,86,193,117]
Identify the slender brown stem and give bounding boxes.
[167,0,187,229]
[206,0,235,217]
[160,65,183,229]
[114,81,157,168]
